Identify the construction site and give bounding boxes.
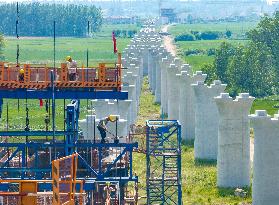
[0,0,278,205]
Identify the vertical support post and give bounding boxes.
[98,63,106,83]
[24,64,30,85]
[0,62,4,81]
[146,122,150,205]
[82,64,85,87]
[117,53,122,91]
[61,63,68,82]
[21,147,26,179]
[52,159,60,205]
[177,123,182,205]
[53,21,56,80]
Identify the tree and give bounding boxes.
[200,31,221,40]
[174,33,195,42]
[227,43,276,97]
[0,3,103,37]
[213,42,236,84]
[247,12,279,82]
[201,63,217,85]
[225,30,232,38]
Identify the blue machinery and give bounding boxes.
[146,120,182,205]
[0,82,138,203]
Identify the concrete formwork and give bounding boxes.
[79,115,128,142]
[114,100,132,127]
[192,80,226,160]
[215,93,254,188]
[178,71,207,141]
[91,99,110,119]
[250,110,279,205]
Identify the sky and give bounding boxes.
[0,0,278,4]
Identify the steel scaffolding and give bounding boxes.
[146,120,182,205]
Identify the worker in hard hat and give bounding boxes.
[97,115,118,143]
[66,56,78,81]
[18,68,24,82]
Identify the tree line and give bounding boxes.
[202,12,279,98]
[0,3,103,37]
[175,30,232,42]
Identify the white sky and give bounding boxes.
[0,0,278,4]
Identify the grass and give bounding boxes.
[251,96,279,116]
[134,77,253,204]
[185,55,214,72]
[3,24,139,65]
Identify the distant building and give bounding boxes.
[160,8,177,24]
[104,16,139,24]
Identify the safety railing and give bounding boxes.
[0,56,122,91]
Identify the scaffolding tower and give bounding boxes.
[146,120,182,205]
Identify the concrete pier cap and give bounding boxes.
[214,92,255,188]
[192,80,227,160]
[249,110,279,205]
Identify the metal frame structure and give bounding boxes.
[0,60,138,204]
[146,120,182,205]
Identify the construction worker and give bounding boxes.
[18,68,24,82]
[97,115,118,143]
[65,56,78,81]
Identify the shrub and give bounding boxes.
[174,33,195,42]
[200,31,221,40]
[225,30,232,38]
[184,49,204,56]
[207,48,216,56]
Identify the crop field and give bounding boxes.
[3,24,138,65]
[169,22,257,71]
[169,22,257,37]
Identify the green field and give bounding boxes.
[169,22,256,71]
[3,24,139,65]
[169,22,258,37]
